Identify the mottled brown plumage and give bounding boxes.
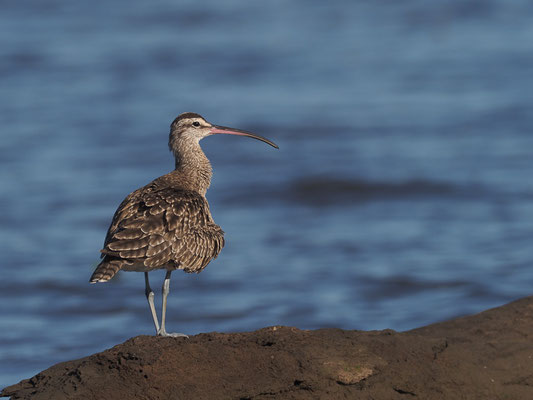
[90,112,278,336]
[91,180,224,281]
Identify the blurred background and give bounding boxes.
[1,0,533,387]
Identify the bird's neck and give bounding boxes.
[171,139,212,196]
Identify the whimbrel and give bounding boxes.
[90,112,278,337]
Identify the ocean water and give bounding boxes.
[1,0,533,388]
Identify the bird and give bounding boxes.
[90,112,278,337]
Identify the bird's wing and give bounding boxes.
[102,187,147,248]
[101,187,225,272]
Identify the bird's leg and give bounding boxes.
[159,270,171,335]
[145,272,160,334]
[157,270,188,338]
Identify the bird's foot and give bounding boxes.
[157,328,188,338]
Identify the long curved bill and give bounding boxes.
[209,125,279,149]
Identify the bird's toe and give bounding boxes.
[157,329,188,338]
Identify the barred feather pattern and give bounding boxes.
[90,259,123,283]
[90,177,225,283]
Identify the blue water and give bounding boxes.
[2,0,533,388]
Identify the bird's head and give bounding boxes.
[169,112,278,153]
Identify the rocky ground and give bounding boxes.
[2,296,533,399]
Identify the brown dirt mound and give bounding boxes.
[3,296,533,399]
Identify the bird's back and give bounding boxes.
[90,174,225,282]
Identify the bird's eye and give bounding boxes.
[192,121,200,127]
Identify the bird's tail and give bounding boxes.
[90,258,122,283]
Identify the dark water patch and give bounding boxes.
[49,304,134,317]
[175,304,268,323]
[170,276,243,293]
[406,0,497,26]
[290,177,462,206]
[127,6,220,28]
[216,183,283,207]
[34,281,96,295]
[217,177,488,208]
[332,240,360,255]
[360,276,472,300]
[2,50,49,73]
[0,277,125,297]
[464,285,510,302]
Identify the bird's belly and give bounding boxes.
[120,260,185,273]
[120,261,171,272]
